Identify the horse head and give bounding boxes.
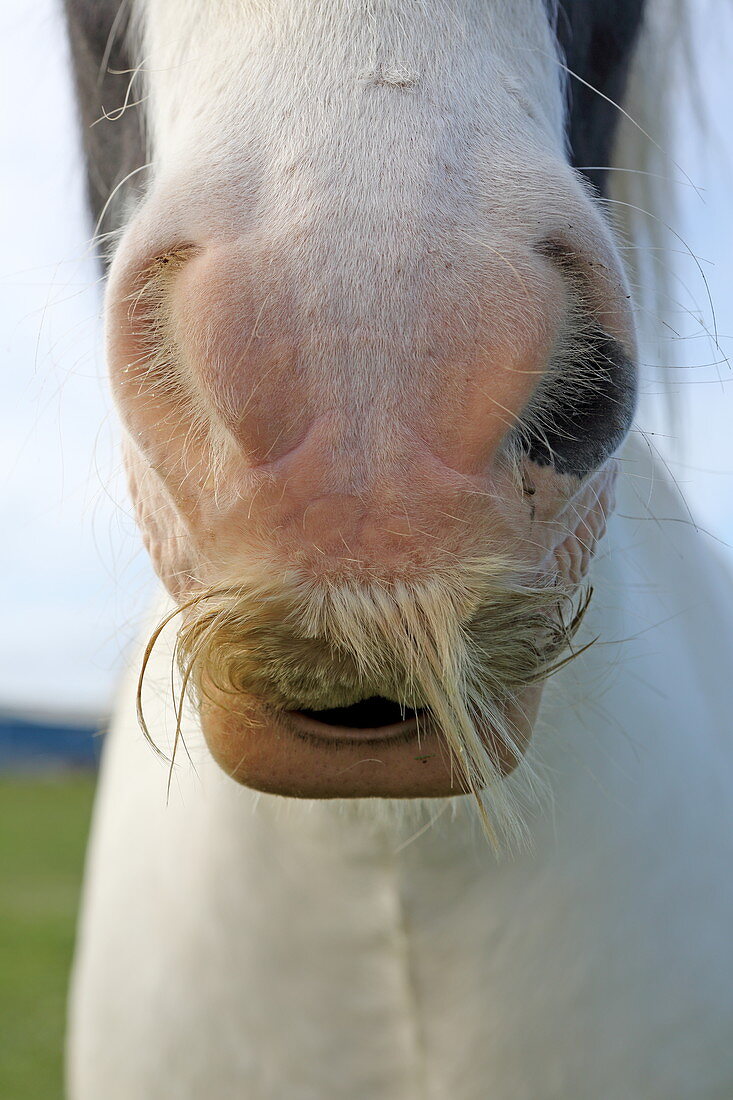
[88,0,641,835]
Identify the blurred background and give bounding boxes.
[1,1,732,1096]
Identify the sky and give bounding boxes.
[2,0,733,717]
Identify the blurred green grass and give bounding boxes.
[0,775,96,1100]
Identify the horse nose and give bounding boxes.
[105,205,636,572]
[194,247,563,468]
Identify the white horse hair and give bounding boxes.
[63,1,733,1096]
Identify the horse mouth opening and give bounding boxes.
[286,696,425,743]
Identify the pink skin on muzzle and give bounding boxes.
[107,209,627,799]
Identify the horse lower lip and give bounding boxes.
[284,709,421,743]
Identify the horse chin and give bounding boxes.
[197,683,543,800]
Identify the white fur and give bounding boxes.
[67,1,733,1096]
[67,435,733,1098]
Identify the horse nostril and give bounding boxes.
[298,697,421,729]
[517,328,637,478]
[521,236,638,477]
